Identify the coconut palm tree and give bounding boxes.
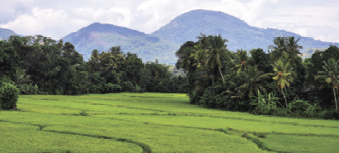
[269,59,294,107]
[90,49,100,71]
[205,34,229,83]
[109,46,123,56]
[316,58,339,112]
[233,49,248,74]
[235,65,269,99]
[269,37,288,61]
[175,46,196,71]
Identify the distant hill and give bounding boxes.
[151,9,339,53]
[300,48,327,59]
[0,28,18,40]
[64,10,339,64]
[63,22,177,63]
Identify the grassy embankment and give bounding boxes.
[1,93,339,153]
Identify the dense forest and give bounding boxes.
[0,35,188,109]
[1,34,339,120]
[175,34,339,119]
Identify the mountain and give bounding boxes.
[0,28,18,40]
[63,22,176,63]
[64,10,339,64]
[151,9,339,53]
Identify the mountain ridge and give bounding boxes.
[151,9,338,53]
[1,9,339,64]
[63,22,175,63]
[0,28,18,40]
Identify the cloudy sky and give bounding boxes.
[1,0,338,42]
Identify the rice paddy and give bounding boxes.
[1,93,338,152]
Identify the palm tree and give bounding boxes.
[109,46,123,56]
[41,45,52,65]
[193,43,206,69]
[316,58,339,112]
[235,65,269,99]
[13,68,31,86]
[286,37,303,68]
[233,49,248,74]
[269,37,288,61]
[90,49,100,71]
[175,44,196,71]
[196,33,209,50]
[269,59,294,107]
[286,37,303,55]
[205,34,229,83]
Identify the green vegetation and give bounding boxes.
[2,25,339,152]
[0,82,19,110]
[0,35,188,96]
[1,93,339,152]
[176,34,339,119]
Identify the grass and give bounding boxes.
[1,93,339,152]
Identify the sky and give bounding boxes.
[0,0,338,43]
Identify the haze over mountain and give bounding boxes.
[63,22,176,63]
[2,9,339,64]
[151,9,339,53]
[0,28,17,40]
[63,9,338,64]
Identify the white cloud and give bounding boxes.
[0,7,89,40]
[73,7,132,27]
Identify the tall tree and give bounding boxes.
[205,34,229,83]
[316,58,339,112]
[109,46,123,56]
[269,60,294,107]
[234,66,269,99]
[233,49,248,74]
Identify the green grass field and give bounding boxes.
[1,93,339,153]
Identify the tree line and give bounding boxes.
[1,34,339,120]
[0,35,188,108]
[175,34,339,119]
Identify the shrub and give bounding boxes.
[105,83,122,93]
[250,92,279,115]
[258,133,267,138]
[271,107,291,117]
[0,77,13,87]
[303,103,322,118]
[0,83,19,110]
[189,91,200,105]
[323,111,339,120]
[287,98,311,112]
[79,110,89,116]
[121,81,135,92]
[135,84,142,93]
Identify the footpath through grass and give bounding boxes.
[1,93,339,152]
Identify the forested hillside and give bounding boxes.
[63,23,177,63]
[151,9,338,53]
[0,28,18,40]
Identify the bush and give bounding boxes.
[135,84,142,93]
[121,81,135,92]
[79,110,89,116]
[105,83,122,93]
[0,83,19,110]
[0,77,13,87]
[303,103,322,118]
[271,107,291,117]
[323,111,339,120]
[287,99,311,112]
[250,92,279,115]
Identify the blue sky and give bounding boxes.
[1,0,338,43]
